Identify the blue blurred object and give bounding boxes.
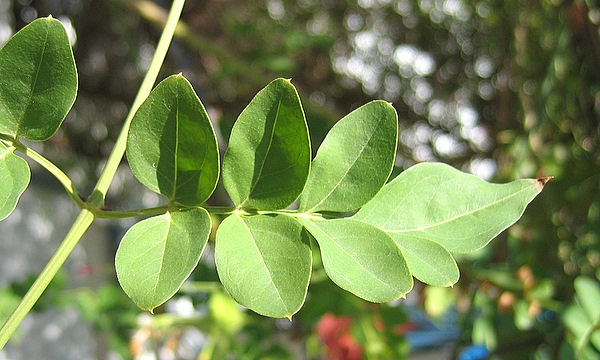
[537,309,557,323]
[403,306,460,350]
[457,344,490,360]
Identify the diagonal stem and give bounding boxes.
[88,0,186,208]
[0,134,86,209]
[0,210,94,348]
[0,0,186,349]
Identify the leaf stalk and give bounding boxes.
[0,0,186,348]
[0,209,95,348]
[0,134,86,209]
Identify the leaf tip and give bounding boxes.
[534,176,553,189]
[279,78,294,86]
[286,315,293,322]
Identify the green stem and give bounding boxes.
[93,204,180,218]
[269,210,326,220]
[92,205,331,219]
[578,317,600,360]
[0,209,95,349]
[199,330,220,360]
[202,206,237,215]
[360,314,383,359]
[0,0,186,349]
[92,205,236,219]
[0,135,86,209]
[88,0,186,207]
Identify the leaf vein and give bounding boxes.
[16,22,50,137]
[313,222,397,291]
[241,91,283,206]
[237,215,288,312]
[386,186,531,233]
[307,114,387,212]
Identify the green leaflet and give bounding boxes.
[354,162,546,253]
[222,78,310,210]
[574,277,600,324]
[563,305,600,352]
[215,214,311,318]
[393,235,459,287]
[298,218,413,302]
[0,17,77,141]
[115,208,211,312]
[0,143,30,221]
[299,101,397,212]
[568,276,600,352]
[127,74,219,206]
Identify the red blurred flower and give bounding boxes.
[315,313,363,360]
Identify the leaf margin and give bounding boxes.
[115,208,212,313]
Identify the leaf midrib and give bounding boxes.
[385,186,532,233]
[146,215,171,305]
[395,238,455,284]
[305,112,387,212]
[237,215,288,313]
[147,213,192,306]
[0,146,11,160]
[171,91,180,202]
[310,220,398,292]
[240,91,284,207]
[16,22,50,138]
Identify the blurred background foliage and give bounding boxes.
[0,0,599,359]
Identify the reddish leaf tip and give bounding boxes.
[534,176,553,189]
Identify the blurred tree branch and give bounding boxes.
[113,0,341,128]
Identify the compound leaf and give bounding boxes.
[298,218,412,302]
[299,101,397,212]
[215,214,311,318]
[223,78,310,210]
[354,162,547,253]
[127,74,219,206]
[0,17,77,141]
[115,208,211,312]
[0,143,30,221]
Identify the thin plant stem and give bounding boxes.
[92,204,181,218]
[0,210,95,348]
[0,0,186,349]
[91,205,331,219]
[201,206,237,215]
[88,0,186,208]
[92,205,237,219]
[0,135,85,208]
